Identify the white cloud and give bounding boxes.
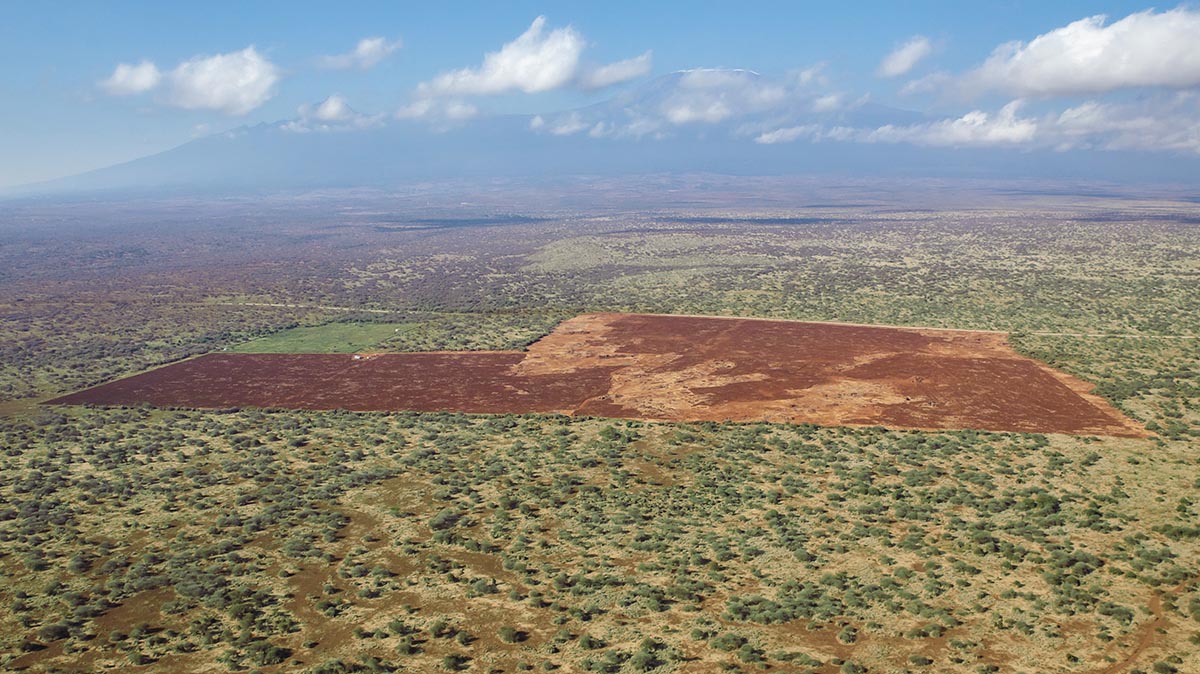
[899,71,949,96]
[578,51,653,89]
[621,114,666,139]
[522,58,1198,156]
[396,99,435,119]
[444,101,479,120]
[284,95,384,133]
[530,67,844,139]
[878,36,932,78]
[665,100,733,124]
[812,94,842,112]
[395,98,478,122]
[662,68,786,125]
[823,126,858,142]
[754,125,821,144]
[868,100,1037,147]
[965,8,1200,96]
[100,60,161,95]
[529,111,599,136]
[790,63,828,87]
[165,47,280,115]
[531,107,664,140]
[321,37,402,70]
[1052,95,1200,153]
[547,112,589,135]
[416,16,650,98]
[756,95,1200,154]
[419,16,585,96]
[311,95,354,122]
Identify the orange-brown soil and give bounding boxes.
[46,312,1147,437]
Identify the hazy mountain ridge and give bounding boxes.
[16,70,1200,196]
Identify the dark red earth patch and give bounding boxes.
[46,313,1148,437]
[48,352,617,415]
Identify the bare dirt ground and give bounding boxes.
[46,312,1147,437]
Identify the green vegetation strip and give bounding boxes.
[231,323,416,353]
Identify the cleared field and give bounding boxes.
[230,322,413,353]
[47,312,1146,436]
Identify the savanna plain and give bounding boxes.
[1,181,1199,674]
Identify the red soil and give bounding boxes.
[46,312,1148,437]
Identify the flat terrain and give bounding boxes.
[48,312,1145,437]
[3,185,1199,674]
[230,322,415,353]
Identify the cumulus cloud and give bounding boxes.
[417,16,649,97]
[1052,95,1200,153]
[530,66,844,140]
[664,100,732,124]
[165,47,280,115]
[544,111,590,135]
[527,58,1198,156]
[321,37,402,70]
[100,47,279,115]
[811,94,842,112]
[443,101,480,120]
[756,95,1200,154]
[790,63,828,87]
[578,51,653,89]
[395,98,478,122]
[283,94,383,132]
[867,100,1037,147]
[309,95,355,122]
[661,69,786,124]
[100,60,161,95]
[878,36,932,78]
[899,71,950,96]
[964,8,1200,96]
[419,16,585,96]
[588,122,612,138]
[754,125,821,144]
[620,114,667,139]
[531,113,613,138]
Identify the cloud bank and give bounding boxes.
[529,67,834,139]
[867,101,1037,147]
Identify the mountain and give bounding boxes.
[14,70,1200,196]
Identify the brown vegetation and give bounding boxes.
[48,312,1145,437]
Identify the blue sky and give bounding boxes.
[2,1,1198,187]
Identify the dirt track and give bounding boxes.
[46,312,1147,437]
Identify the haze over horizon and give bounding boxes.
[5,1,1200,192]
[5,5,1200,674]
